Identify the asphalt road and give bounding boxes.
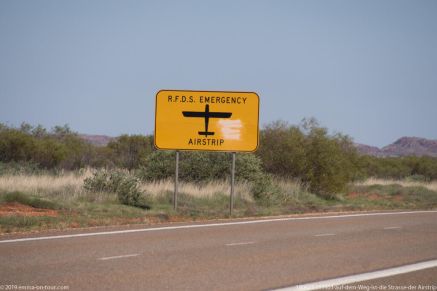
[1,211,436,290]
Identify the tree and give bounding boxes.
[33,138,67,168]
[257,120,306,178]
[107,135,154,169]
[0,129,35,162]
[303,126,357,197]
[257,119,360,197]
[32,124,48,138]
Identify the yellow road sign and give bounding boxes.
[155,90,259,152]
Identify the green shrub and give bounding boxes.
[258,119,360,198]
[83,169,131,193]
[406,175,427,182]
[138,151,265,183]
[0,123,98,170]
[235,153,266,183]
[359,156,437,181]
[83,170,112,192]
[107,135,154,169]
[137,151,282,202]
[83,169,149,209]
[303,127,355,198]
[137,151,176,181]
[137,151,277,201]
[0,161,43,176]
[116,175,148,209]
[257,120,306,178]
[251,174,279,202]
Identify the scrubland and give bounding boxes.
[1,121,436,233]
[1,171,436,234]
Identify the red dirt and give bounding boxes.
[68,222,81,228]
[347,192,382,200]
[367,193,382,201]
[0,202,58,217]
[347,192,360,198]
[347,192,404,203]
[392,195,404,202]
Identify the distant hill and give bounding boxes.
[79,134,114,146]
[354,143,384,157]
[355,137,437,157]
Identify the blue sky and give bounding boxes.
[1,0,436,147]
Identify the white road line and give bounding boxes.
[1,210,436,244]
[273,259,437,291]
[314,233,336,237]
[226,241,255,246]
[384,226,402,230]
[98,254,139,261]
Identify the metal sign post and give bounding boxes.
[174,151,179,210]
[230,152,236,216]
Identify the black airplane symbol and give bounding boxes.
[182,104,232,137]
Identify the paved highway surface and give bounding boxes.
[1,211,436,290]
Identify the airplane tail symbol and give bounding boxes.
[198,131,215,136]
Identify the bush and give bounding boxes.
[107,135,154,169]
[137,151,176,181]
[84,169,112,192]
[0,161,43,176]
[251,174,279,201]
[359,156,437,181]
[257,120,306,178]
[137,151,278,201]
[116,176,146,208]
[0,123,97,170]
[83,169,149,209]
[0,129,35,162]
[257,119,361,198]
[303,127,357,198]
[138,151,266,184]
[406,174,427,182]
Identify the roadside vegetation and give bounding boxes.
[1,121,437,233]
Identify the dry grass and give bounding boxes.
[274,178,308,200]
[0,169,93,201]
[0,171,254,202]
[140,179,253,201]
[356,178,437,191]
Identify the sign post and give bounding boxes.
[230,152,236,216]
[174,151,179,210]
[154,90,259,214]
